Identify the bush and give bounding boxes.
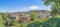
[55,16,60,18]
[26,18,60,27]
[0,15,5,27]
[26,19,44,27]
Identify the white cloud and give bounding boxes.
[23,5,40,10]
[29,6,39,9]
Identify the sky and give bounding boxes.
[0,0,51,12]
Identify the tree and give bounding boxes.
[0,15,5,27]
[0,13,11,27]
[42,0,60,16]
[0,13,21,27]
[50,4,58,16]
[10,20,20,27]
[19,13,23,18]
[30,12,36,21]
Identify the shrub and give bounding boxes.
[0,15,5,27]
[26,18,60,27]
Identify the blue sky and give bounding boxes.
[0,0,51,12]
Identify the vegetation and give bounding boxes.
[0,15,5,27]
[0,13,60,27]
[9,20,20,27]
[42,0,60,16]
[0,0,60,27]
[30,12,36,21]
[26,17,60,27]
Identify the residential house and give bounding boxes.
[36,13,51,19]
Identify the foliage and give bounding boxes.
[0,13,20,27]
[0,15,5,27]
[30,12,36,21]
[26,19,47,27]
[20,21,28,27]
[1,13,60,27]
[19,13,23,18]
[26,17,60,27]
[42,0,60,16]
[26,21,41,27]
[0,13,12,27]
[9,20,20,27]
[54,16,60,18]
